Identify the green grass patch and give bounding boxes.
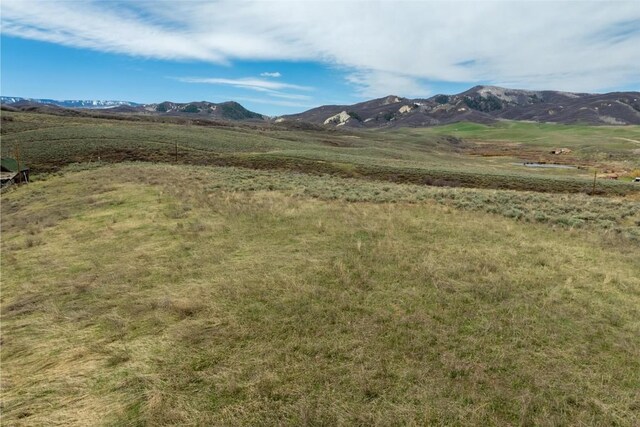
[2,163,639,425]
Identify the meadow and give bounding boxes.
[2,111,639,194]
[1,111,640,425]
[400,121,640,163]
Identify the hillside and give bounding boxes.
[2,111,640,196]
[132,100,265,120]
[284,86,640,127]
[2,163,639,425]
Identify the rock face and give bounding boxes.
[323,111,352,126]
[283,86,640,128]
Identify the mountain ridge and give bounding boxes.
[3,85,640,126]
[282,86,640,127]
[0,96,140,109]
[0,97,265,121]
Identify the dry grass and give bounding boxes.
[1,163,639,425]
[3,111,639,195]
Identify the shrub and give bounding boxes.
[347,111,363,122]
[533,212,549,223]
[504,208,524,219]
[182,104,200,113]
[463,95,503,112]
[434,95,449,104]
[567,217,586,228]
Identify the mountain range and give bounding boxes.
[3,86,640,126]
[282,86,640,127]
[0,97,140,109]
[0,97,265,121]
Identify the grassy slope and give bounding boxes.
[400,121,640,158]
[2,112,639,194]
[2,164,639,425]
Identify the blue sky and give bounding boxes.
[1,1,639,116]
[1,36,364,115]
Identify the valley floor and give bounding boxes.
[1,163,639,425]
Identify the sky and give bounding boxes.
[1,0,639,116]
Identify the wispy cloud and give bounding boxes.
[176,77,311,92]
[0,1,229,62]
[175,76,313,104]
[2,0,640,95]
[260,72,281,78]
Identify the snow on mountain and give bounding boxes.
[0,96,140,109]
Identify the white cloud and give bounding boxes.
[175,76,313,104]
[0,1,228,62]
[260,72,282,78]
[2,0,640,95]
[175,77,311,92]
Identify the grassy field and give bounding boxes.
[1,163,640,425]
[399,121,640,162]
[2,111,640,424]
[2,111,639,194]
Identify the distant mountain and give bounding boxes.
[134,101,265,120]
[5,87,639,126]
[0,96,140,109]
[282,86,640,127]
[1,97,265,121]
